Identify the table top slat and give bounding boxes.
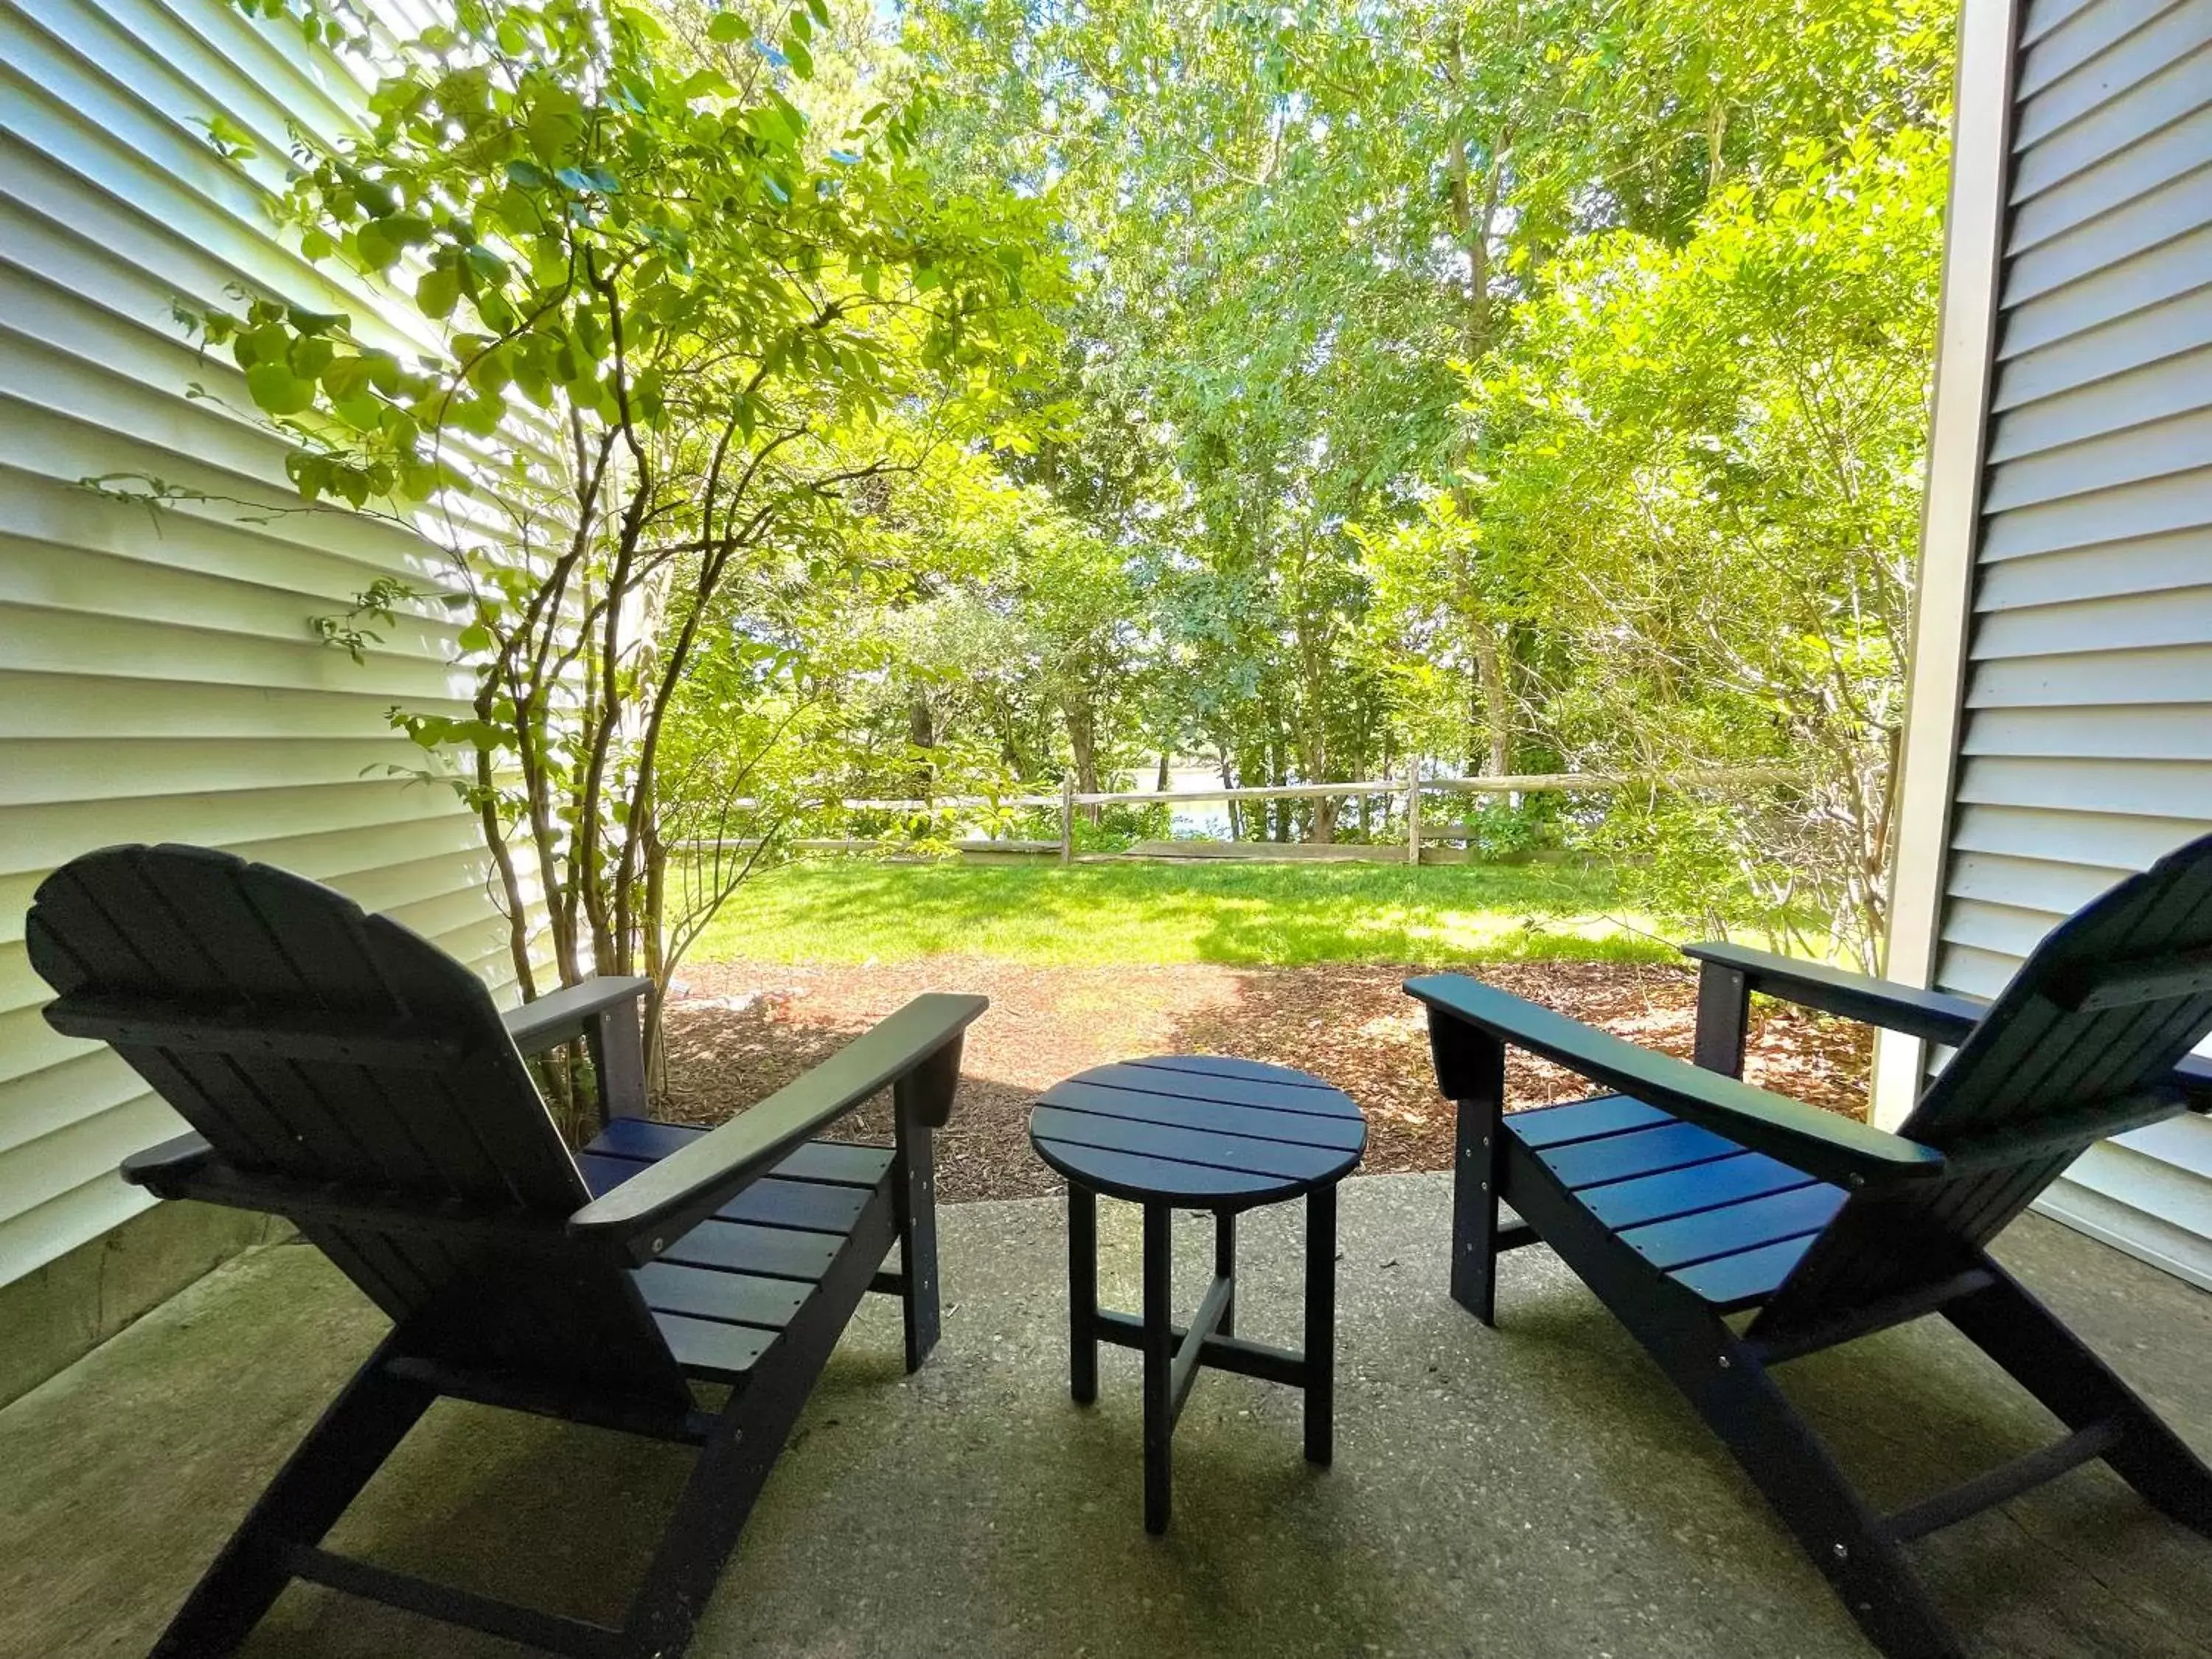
[1029,1054,1366,1209]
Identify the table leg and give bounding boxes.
[1069,1184,1098,1405]
[1214,1210,1237,1337]
[1142,1200,1173,1534]
[1304,1184,1337,1467]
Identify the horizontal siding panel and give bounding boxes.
[1983,352,2212,462]
[2023,0,2104,41]
[1964,640,2212,704]
[0,466,452,611]
[1947,801,2203,876]
[2011,44,2212,202]
[0,1175,155,1292]
[1932,942,2028,1000]
[1992,284,2212,410]
[1,740,452,818]
[0,672,469,742]
[0,780,476,880]
[2011,108,2212,253]
[0,606,467,702]
[1968,585,2212,656]
[2000,165,2212,308]
[66,0,364,153]
[2011,0,2212,151]
[1973,529,2212,607]
[1980,467,2212,557]
[0,394,437,575]
[1947,801,2200,870]
[2053,1135,2212,1236]
[2017,0,2181,97]
[1939,895,2070,958]
[1955,754,2212,816]
[0,1074,173,1191]
[1957,703,2212,759]
[2040,1155,2212,1290]
[2117,1113,2212,1180]
[0,14,437,355]
[1978,406,2212,512]
[1998,225,2212,357]
[0,535,465,655]
[1946,849,2130,912]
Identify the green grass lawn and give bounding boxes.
[688,858,1684,969]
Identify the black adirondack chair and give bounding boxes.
[1408,830,2212,1659]
[27,844,984,1659]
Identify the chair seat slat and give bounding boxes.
[1582,1152,1815,1231]
[1504,1094,1673,1147]
[1620,1183,1848,1271]
[1534,1119,1739,1189]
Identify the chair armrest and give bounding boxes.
[502,975,653,1057]
[1405,973,1944,1189]
[1680,943,1988,1046]
[567,992,987,1261]
[119,1130,217,1197]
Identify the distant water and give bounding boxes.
[1162,765,1234,838]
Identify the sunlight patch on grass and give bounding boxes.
[686,858,1683,969]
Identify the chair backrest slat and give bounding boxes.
[27,844,685,1400]
[1754,831,2212,1335]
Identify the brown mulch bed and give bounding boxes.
[660,959,1871,1203]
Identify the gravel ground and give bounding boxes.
[660,959,1871,1203]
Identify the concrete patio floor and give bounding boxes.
[3,1172,2208,1659]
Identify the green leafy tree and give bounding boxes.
[1464,126,1950,959]
[195,0,1065,1063]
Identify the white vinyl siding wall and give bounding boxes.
[1933,0,2212,1287]
[0,0,517,1287]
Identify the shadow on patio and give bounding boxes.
[4,1172,2206,1658]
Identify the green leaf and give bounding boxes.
[417,266,461,319]
[245,361,313,415]
[706,12,745,42]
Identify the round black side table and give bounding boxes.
[1028,1054,1367,1534]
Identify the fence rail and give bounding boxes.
[680,765,1791,866]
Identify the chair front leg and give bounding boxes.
[891,1069,945,1372]
[1430,1012,1506,1324]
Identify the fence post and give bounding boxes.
[1060,773,1076,865]
[1405,760,1422,867]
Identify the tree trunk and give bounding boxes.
[908,696,935,799]
[1445,24,1512,779]
[1063,695,1101,824]
[1475,622,1511,776]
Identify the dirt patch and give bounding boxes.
[659,959,1871,1203]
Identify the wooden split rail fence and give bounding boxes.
[678,766,1791,868]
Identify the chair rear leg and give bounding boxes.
[1945,1265,2212,1534]
[1681,1329,1964,1659]
[153,1341,434,1656]
[1503,1148,1962,1658]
